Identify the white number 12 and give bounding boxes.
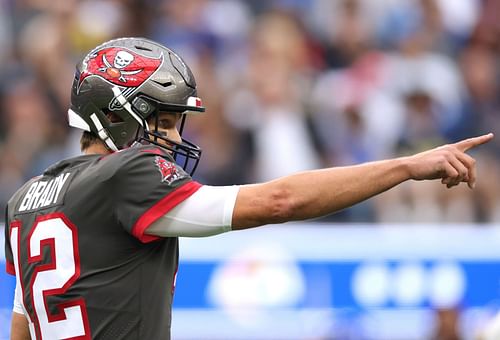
[10,214,90,339]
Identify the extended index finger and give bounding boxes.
[454,133,494,152]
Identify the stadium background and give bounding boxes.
[0,0,499,339]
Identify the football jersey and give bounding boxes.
[4,144,202,339]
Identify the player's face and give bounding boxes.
[148,112,182,145]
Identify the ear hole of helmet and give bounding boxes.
[102,109,124,123]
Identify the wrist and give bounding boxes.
[396,156,414,181]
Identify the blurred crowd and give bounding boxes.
[0,0,499,224]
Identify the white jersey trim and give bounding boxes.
[145,185,240,237]
[13,280,24,314]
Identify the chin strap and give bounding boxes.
[90,113,118,151]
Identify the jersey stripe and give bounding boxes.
[132,181,202,243]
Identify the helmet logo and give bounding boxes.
[154,156,182,184]
[98,50,141,83]
[78,47,163,91]
[114,51,134,69]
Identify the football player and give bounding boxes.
[5,37,494,339]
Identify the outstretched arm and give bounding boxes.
[232,133,494,229]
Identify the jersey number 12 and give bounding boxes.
[10,213,90,339]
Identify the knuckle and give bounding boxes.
[444,150,454,159]
[438,155,448,165]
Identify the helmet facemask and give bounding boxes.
[138,112,201,176]
[129,93,203,176]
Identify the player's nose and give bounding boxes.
[168,128,182,144]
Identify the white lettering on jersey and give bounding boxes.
[19,182,39,211]
[53,173,71,204]
[37,179,55,209]
[18,173,71,212]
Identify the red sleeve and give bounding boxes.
[131,181,202,243]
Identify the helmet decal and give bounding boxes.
[78,47,163,92]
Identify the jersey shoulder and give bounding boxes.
[7,155,102,218]
[6,176,41,217]
[104,144,190,186]
[111,144,172,161]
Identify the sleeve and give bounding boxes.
[4,205,15,275]
[112,148,202,243]
[145,185,240,237]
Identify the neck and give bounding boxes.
[83,142,111,155]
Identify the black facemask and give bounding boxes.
[139,114,202,176]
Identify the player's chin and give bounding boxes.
[163,143,176,155]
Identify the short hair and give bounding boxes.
[80,131,100,152]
